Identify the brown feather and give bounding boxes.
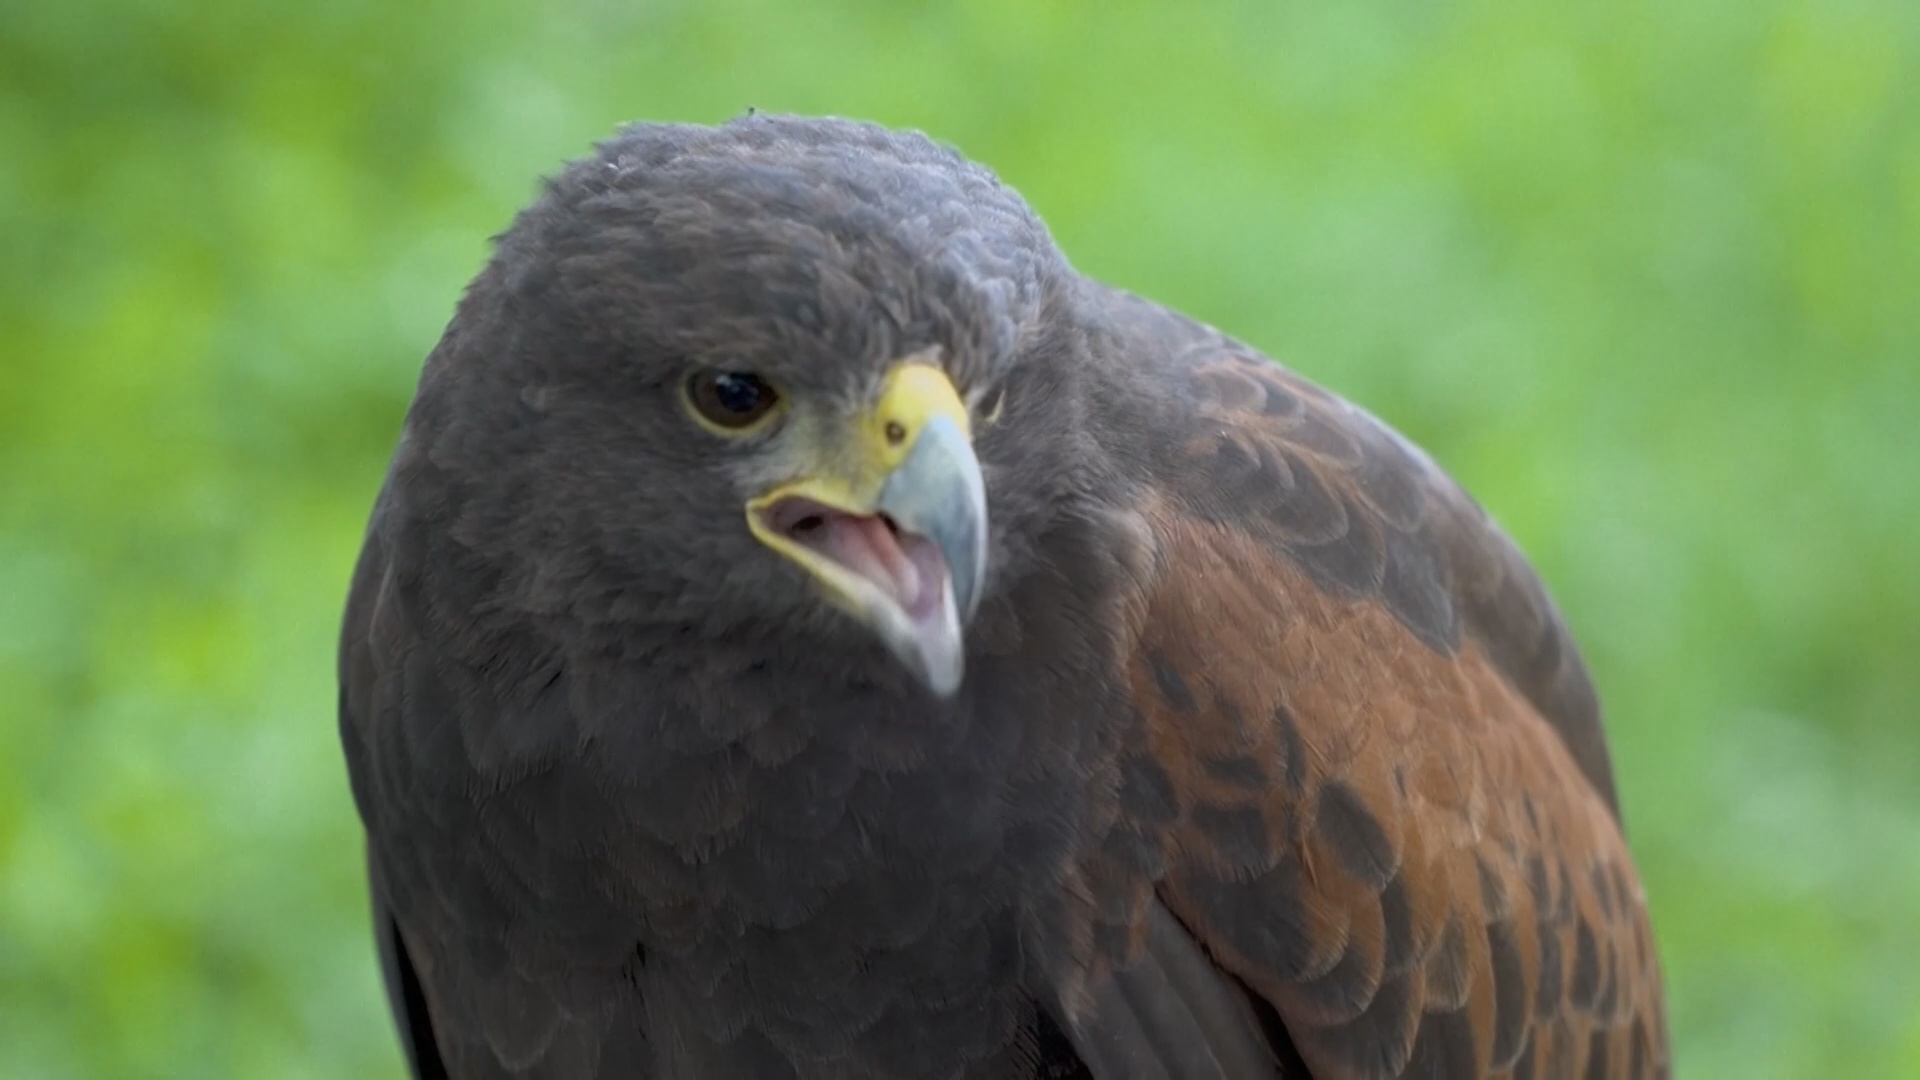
[1124,517,1666,1079]
[1069,296,1670,1078]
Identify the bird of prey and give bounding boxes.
[338,114,1669,1079]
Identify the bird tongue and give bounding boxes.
[816,513,946,621]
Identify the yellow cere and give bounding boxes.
[868,361,971,468]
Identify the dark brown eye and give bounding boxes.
[685,371,781,431]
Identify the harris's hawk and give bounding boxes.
[339,115,1669,1079]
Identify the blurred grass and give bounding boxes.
[3,0,1917,1076]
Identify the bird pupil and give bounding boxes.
[715,374,763,413]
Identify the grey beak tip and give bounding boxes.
[926,663,965,699]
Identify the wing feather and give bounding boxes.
[1055,287,1668,1079]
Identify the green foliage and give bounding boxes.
[3,1,1915,1075]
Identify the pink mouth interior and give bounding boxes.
[763,499,948,622]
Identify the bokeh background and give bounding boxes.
[5,0,1917,1076]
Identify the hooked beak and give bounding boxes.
[745,361,989,696]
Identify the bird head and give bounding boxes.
[399,114,1078,698]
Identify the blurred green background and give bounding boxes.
[4,0,1916,1076]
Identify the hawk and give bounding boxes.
[339,114,1669,1079]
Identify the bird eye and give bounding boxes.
[685,371,782,432]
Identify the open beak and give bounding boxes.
[745,361,988,697]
